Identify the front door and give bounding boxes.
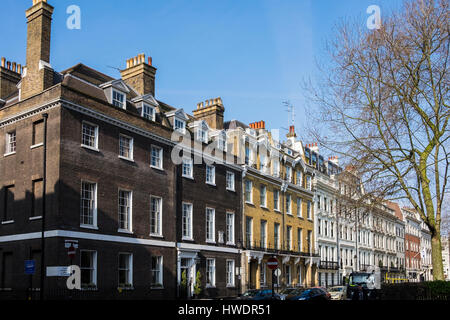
[180,258,196,298]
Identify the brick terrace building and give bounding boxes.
[0,0,242,300]
[402,207,422,282]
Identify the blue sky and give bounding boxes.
[1,0,403,141]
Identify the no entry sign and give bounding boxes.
[267,257,279,270]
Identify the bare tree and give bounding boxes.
[307,0,449,280]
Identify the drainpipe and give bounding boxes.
[40,113,48,301]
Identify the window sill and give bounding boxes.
[118,229,133,234]
[118,155,134,162]
[1,220,14,225]
[206,182,216,187]
[206,285,216,289]
[81,144,99,152]
[274,209,281,214]
[150,165,164,172]
[30,143,44,149]
[286,212,293,216]
[182,175,194,180]
[226,242,236,246]
[3,152,16,157]
[150,234,164,238]
[245,201,254,206]
[260,205,269,210]
[29,216,43,221]
[81,224,99,230]
[182,237,194,241]
[226,188,236,192]
[226,285,236,288]
[206,240,216,245]
[150,286,164,290]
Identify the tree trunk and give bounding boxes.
[431,233,444,281]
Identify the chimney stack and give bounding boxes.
[193,97,225,130]
[328,156,339,165]
[21,0,54,100]
[249,121,265,130]
[0,57,23,99]
[286,125,297,138]
[120,53,157,96]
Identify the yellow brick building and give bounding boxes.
[225,121,319,291]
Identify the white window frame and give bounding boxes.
[151,256,163,288]
[182,158,193,179]
[81,122,99,151]
[206,165,216,185]
[260,220,267,249]
[150,145,163,170]
[307,201,312,219]
[80,180,98,229]
[274,189,280,211]
[287,226,292,251]
[80,250,97,289]
[226,171,235,191]
[226,259,235,287]
[206,208,216,243]
[112,90,126,109]
[297,198,303,218]
[297,228,303,252]
[226,212,235,245]
[5,131,16,155]
[118,189,133,233]
[206,258,216,288]
[197,128,208,143]
[260,185,267,208]
[286,194,292,215]
[274,223,280,250]
[174,118,186,134]
[245,180,253,204]
[118,253,133,288]
[150,196,163,237]
[182,202,193,240]
[119,134,134,161]
[142,104,156,121]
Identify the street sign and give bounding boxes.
[24,260,35,275]
[46,266,71,277]
[267,257,279,270]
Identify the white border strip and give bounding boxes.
[177,242,240,254]
[0,230,242,254]
[0,230,176,248]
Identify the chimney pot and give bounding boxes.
[1,57,5,68]
[6,61,11,69]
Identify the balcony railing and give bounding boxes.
[319,261,339,270]
[243,240,319,257]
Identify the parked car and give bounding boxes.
[328,286,347,300]
[285,288,307,300]
[238,289,259,300]
[290,288,331,301]
[279,288,297,300]
[251,289,281,300]
[313,287,331,300]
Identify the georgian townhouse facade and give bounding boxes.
[370,203,399,275]
[402,207,422,282]
[386,201,406,273]
[420,221,432,281]
[0,0,242,300]
[225,123,318,291]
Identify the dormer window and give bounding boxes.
[217,134,226,151]
[197,128,208,143]
[113,90,125,109]
[174,118,186,133]
[142,104,155,121]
